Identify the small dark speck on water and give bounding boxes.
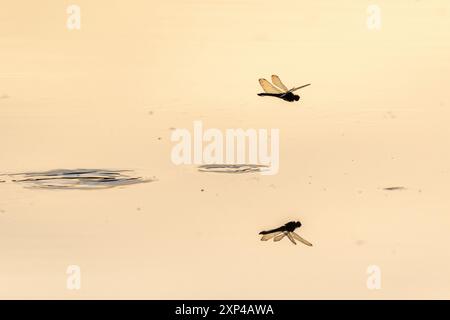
[383,187,406,191]
[157,137,162,140]
[200,189,204,192]
[148,111,154,115]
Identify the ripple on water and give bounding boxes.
[2,169,153,190]
[198,164,269,174]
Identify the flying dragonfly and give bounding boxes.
[259,221,313,246]
[257,75,310,102]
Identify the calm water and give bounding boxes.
[0,0,449,299]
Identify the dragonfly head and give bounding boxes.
[294,95,300,101]
[295,221,301,228]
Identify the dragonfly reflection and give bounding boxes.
[259,221,313,246]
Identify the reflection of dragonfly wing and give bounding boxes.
[274,232,287,242]
[259,79,283,94]
[271,75,289,92]
[288,83,311,93]
[286,232,297,245]
[292,231,313,246]
[260,231,282,241]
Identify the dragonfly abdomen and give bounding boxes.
[257,93,282,97]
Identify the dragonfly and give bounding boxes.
[257,75,310,102]
[259,221,313,246]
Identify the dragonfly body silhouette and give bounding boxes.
[259,221,313,246]
[257,75,310,102]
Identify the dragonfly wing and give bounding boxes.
[260,231,282,241]
[274,231,287,242]
[259,78,282,94]
[286,232,297,245]
[288,83,311,93]
[291,231,313,246]
[271,75,289,92]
